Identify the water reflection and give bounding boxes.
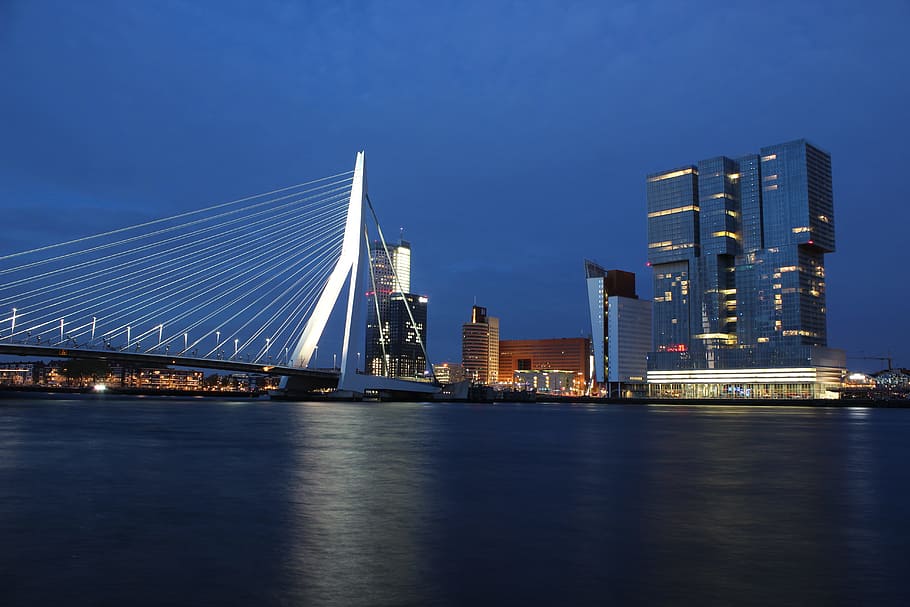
[284,402,431,605]
[0,399,908,606]
[635,405,843,603]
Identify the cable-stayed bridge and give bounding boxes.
[0,152,439,398]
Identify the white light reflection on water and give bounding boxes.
[284,401,432,605]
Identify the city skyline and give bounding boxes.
[1,2,908,370]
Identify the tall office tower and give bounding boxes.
[386,293,428,378]
[584,262,652,393]
[646,139,844,399]
[646,166,699,352]
[365,238,427,378]
[462,305,500,384]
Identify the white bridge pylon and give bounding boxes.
[286,151,437,395]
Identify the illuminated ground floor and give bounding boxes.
[647,367,845,399]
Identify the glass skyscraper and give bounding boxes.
[646,139,844,398]
[365,239,428,378]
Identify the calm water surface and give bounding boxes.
[1,396,908,606]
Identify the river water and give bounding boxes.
[1,396,907,606]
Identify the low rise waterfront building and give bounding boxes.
[116,366,204,390]
[498,337,590,395]
[433,362,466,384]
[0,361,36,385]
[512,369,582,395]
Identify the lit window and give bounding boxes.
[648,205,700,218]
[648,168,695,182]
[761,154,777,162]
[711,231,740,239]
[763,184,778,191]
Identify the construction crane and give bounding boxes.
[848,354,893,371]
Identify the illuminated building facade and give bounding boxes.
[433,362,466,384]
[121,367,204,390]
[498,337,591,395]
[365,238,428,378]
[647,139,845,398]
[512,369,580,395]
[462,305,499,384]
[584,262,651,393]
[0,361,35,385]
[386,293,428,378]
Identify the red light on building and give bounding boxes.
[663,343,688,353]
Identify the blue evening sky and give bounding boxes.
[1,1,908,369]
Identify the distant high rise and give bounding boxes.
[646,139,844,398]
[462,305,499,384]
[365,238,428,378]
[584,262,651,392]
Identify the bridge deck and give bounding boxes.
[0,343,339,379]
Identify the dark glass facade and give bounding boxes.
[646,166,699,352]
[385,293,427,378]
[646,139,843,380]
[365,240,428,378]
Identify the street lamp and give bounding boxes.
[183,333,188,353]
[314,345,318,367]
[234,338,239,358]
[216,330,220,347]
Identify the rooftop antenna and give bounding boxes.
[400,226,404,243]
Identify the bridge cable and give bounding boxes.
[365,192,437,383]
[0,171,353,263]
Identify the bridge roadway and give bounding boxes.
[0,342,340,386]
